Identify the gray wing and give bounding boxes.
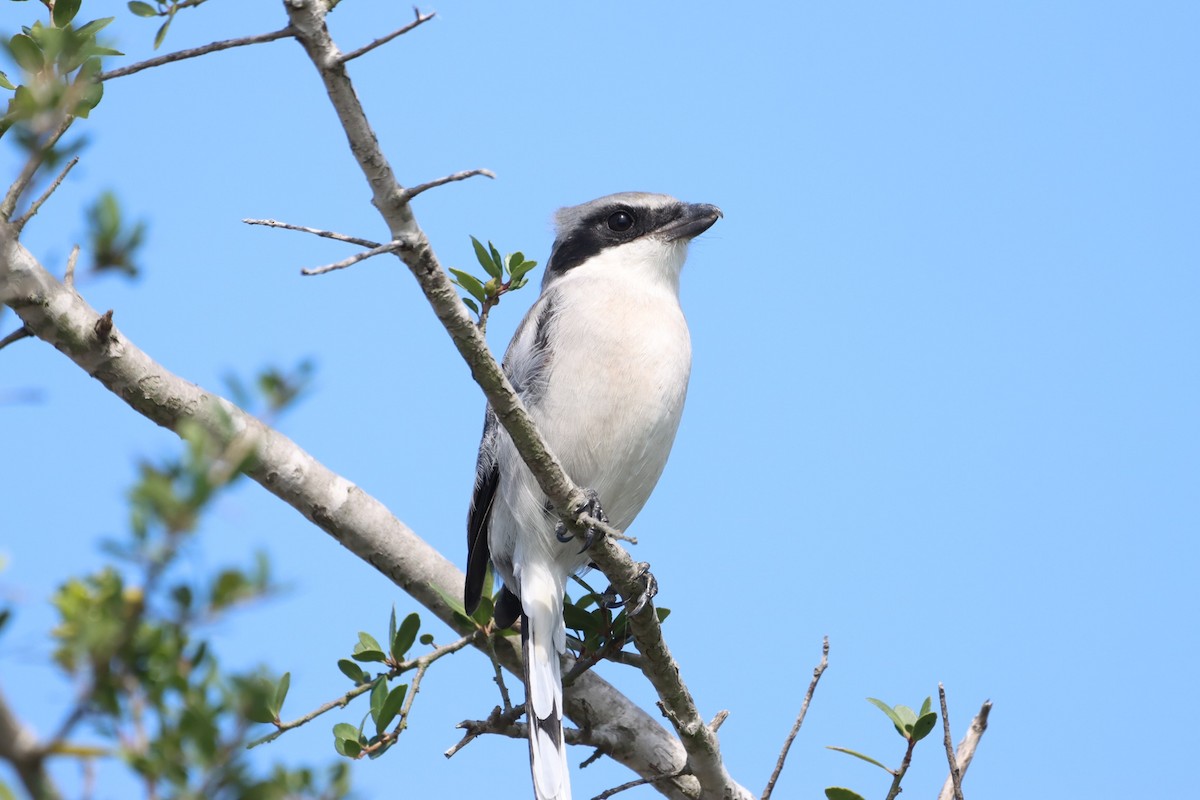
[463,291,560,615]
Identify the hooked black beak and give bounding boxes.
[659,202,723,242]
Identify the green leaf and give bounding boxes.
[0,71,13,91]
[9,34,44,72]
[894,704,917,734]
[488,242,504,276]
[563,602,597,634]
[128,1,158,16]
[332,722,362,756]
[471,236,501,278]
[74,78,102,117]
[462,297,480,314]
[449,268,487,303]
[369,677,388,728]
[271,672,290,717]
[825,788,868,800]
[153,17,171,50]
[510,259,538,280]
[352,632,387,663]
[53,0,82,27]
[74,18,116,39]
[919,696,932,717]
[337,658,367,684]
[388,606,397,655]
[866,697,907,735]
[825,746,895,774]
[391,613,420,661]
[911,711,938,742]
[656,607,671,623]
[376,684,407,731]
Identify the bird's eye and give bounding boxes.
[607,210,635,232]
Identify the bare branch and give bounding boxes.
[99,27,295,81]
[592,767,692,800]
[300,240,405,276]
[337,8,437,64]
[0,323,33,351]
[938,684,964,800]
[13,157,79,233]
[937,701,992,800]
[399,168,496,203]
[0,684,62,800]
[242,218,382,249]
[761,636,829,800]
[1,115,74,223]
[444,705,525,759]
[65,244,80,289]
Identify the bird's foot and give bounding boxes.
[600,562,658,617]
[555,488,607,553]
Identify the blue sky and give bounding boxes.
[2,2,1198,798]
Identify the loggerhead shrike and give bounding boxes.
[465,192,721,800]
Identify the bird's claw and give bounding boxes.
[600,562,658,616]
[554,489,607,553]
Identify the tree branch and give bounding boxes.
[301,241,404,276]
[937,701,992,800]
[0,683,63,800]
[337,8,436,64]
[13,156,79,234]
[242,218,382,249]
[761,636,829,800]
[0,227,699,800]
[938,684,964,800]
[99,27,295,82]
[282,3,745,795]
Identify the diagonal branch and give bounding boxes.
[99,27,295,81]
[761,637,829,800]
[337,8,437,64]
[282,3,746,796]
[0,683,63,800]
[242,218,382,249]
[937,700,992,800]
[0,227,697,800]
[13,156,79,233]
[301,241,404,276]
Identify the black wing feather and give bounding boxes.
[465,410,499,614]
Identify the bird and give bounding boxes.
[465,192,721,800]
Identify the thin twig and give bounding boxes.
[0,325,34,351]
[708,710,729,733]
[939,684,964,800]
[937,701,992,800]
[337,9,436,64]
[591,766,692,800]
[0,115,74,222]
[883,736,917,800]
[13,157,79,233]
[761,636,829,800]
[65,245,80,289]
[242,218,382,249]
[99,27,295,81]
[484,634,515,712]
[300,241,404,276]
[398,168,496,203]
[248,632,476,749]
[444,705,525,759]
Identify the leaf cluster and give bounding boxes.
[449,236,538,330]
[329,607,430,760]
[825,696,939,800]
[1,4,119,137]
[3,366,348,799]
